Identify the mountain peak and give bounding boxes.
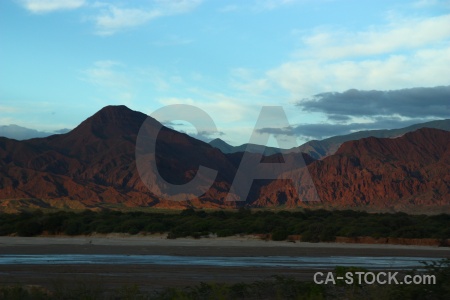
[71,105,150,139]
[209,138,229,146]
[92,105,139,121]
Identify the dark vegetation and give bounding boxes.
[0,208,449,242]
[1,259,449,299]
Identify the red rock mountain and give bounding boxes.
[0,106,243,210]
[255,128,450,212]
[0,106,449,212]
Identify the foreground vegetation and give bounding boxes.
[1,259,449,299]
[0,208,449,242]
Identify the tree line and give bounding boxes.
[0,208,448,242]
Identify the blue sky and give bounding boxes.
[1,0,449,146]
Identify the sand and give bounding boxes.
[0,236,448,290]
[0,235,449,257]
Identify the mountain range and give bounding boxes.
[210,119,450,159]
[0,105,449,213]
[0,125,70,140]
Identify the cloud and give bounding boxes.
[189,130,225,142]
[17,0,85,14]
[158,95,252,123]
[0,105,18,113]
[17,0,203,34]
[157,0,204,14]
[92,0,203,35]
[298,86,450,119]
[93,5,161,36]
[253,0,301,11]
[257,117,429,140]
[255,86,450,140]
[266,45,450,98]
[161,119,225,142]
[82,60,130,89]
[230,68,271,96]
[412,0,439,8]
[236,12,450,100]
[173,129,226,143]
[80,60,136,105]
[298,14,450,60]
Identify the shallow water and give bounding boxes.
[0,254,441,269]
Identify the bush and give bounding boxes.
[216,229,233,237]
[63,220,84,236]
[271,228,289,241]
[17,220,42,237]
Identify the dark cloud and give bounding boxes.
[257,117,429,140]
[297,86,450,118]
[327,114,351,122]
[266,86,450,140]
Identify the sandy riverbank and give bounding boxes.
[0,235,449,257]
[0,236,448,290]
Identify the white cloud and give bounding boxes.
[82,60,130,88]
[16,0,203,34]
[299,14,450,60]
[80,60,136,106]
[93,6,161,36]
[156,0,203,14]
[230,68,271,96]
[253,0,300,11]
[158,95,250,123]
[0,105,18,113]
[235,12,450,100]
[412,0,439,8]
[267,45,450,98]
[217,0,309,14]
[92,0,203,35]
[17,0,85,14]
[0,117,16,125]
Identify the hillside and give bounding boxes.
[254,128,450,211]
[0,106,449,212]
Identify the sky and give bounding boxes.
[1,0,449,146]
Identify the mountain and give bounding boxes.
[293,119,450,159]
[0,105,244,210]
[0,124,71,140]
[254,128,450,211]
[209,119,450,160]
[0,125,51,140]
[209,138,283,156]
[0,105,449,213]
